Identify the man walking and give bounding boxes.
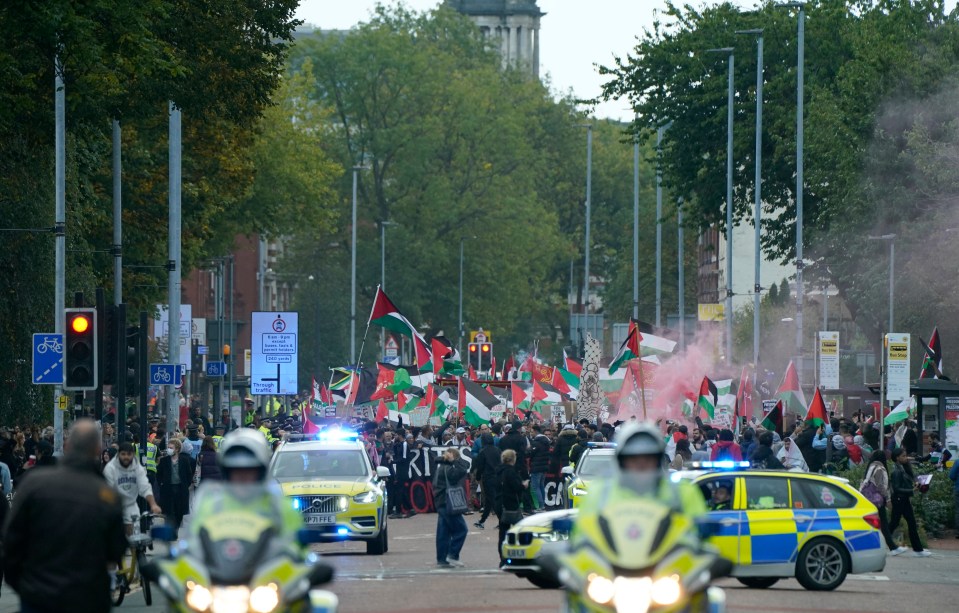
[3,419,127,613]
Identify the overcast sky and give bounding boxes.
[294,1,959,120]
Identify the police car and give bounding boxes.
[560,443,616,509]
[500,509,575,588]
[676,463,886,590]
[269,429,390,554]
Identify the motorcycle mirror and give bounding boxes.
[151,525,177,542]
[308,562,334,586]
[710,556,733,579]
[551,518,574,533]
[297,529,327,546]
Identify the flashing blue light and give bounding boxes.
[318,428,360,441]
[695,461,750,470]
[292,498,302,511]
[586,442,617,448]
[336,527,349,536]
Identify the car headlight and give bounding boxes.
[353,490,378,504]
[533,530,569,542]
[338,496,349,511]
[650,575,682,606]
[249,584,280,613]
[185,582,213,612]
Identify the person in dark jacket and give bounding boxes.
[889,447,931,555]
[794,424,824,472]
[748,432,784,469]
[498,424,528,474]
[568,429,590,467]
[196,436,221,484]
[433,447,469,567]
[157,437,194,537]
[3,419,127,613]
[529,425,551,511]
[497,449,528,564]
[740,428,758,461]
[552,424,578,469]
[472,433,502,529]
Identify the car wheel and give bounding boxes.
[366,525,387,555]
[736,577,779,589]
[795,537,849,591]
[526,573,562,589]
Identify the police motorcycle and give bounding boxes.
[144,482,338,613]
[539,423,731,613]
[143,430,338,613]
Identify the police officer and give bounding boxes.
[211,424,226,449]
[258,417,277,445]
[135,432,160,495]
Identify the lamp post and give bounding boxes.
[677,196,686,350]
[867,234,896,333]
[707,47,735,365]
[737,28,764,370]
[458,236,476,356]
[583,124,593,314]
[778,1,806,376]
[633,126,640,321]
[655,121,672,328]
[350,164,369,364]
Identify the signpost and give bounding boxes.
[818,331,840,389]
[149,363,182,387]
[32,333,64,385]
[206,361,227,377]
[384,335,399,365]
[886,333,910,403]
[251,312,298,395]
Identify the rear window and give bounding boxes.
[743,477,790,510]
[792,479,856,510]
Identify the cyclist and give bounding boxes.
[189,429,302,547]
[103,442,162,535]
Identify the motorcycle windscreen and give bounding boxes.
[190,482,285,585]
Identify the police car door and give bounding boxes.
[697,476,743,565]
[741,476,796,567]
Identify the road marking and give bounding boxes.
[846,574,889,581]
[338,568,503,580]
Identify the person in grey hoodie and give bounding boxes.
[103,442,161,534]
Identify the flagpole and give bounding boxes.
[637,359,648,420]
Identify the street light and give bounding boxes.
[350,164,370,365]
[737,28,764,370]
[707,47,735,366]
[458,235,477,356]
[777,1,806,377]
[575,124,593,315]
[655,120,672,328]
[867,234,896,333]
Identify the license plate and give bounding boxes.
[506,548,526,559]
[304,514,336,525]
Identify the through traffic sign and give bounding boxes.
[33,333,64,385]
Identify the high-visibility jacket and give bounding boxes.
[135,442,159,474]
[258,426,276,444]
[244,411,256,426]
[211,435,224,449]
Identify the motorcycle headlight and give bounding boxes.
[353,490,378,504]
[586,574,615,605]
[612,577,652,613]
[249,584,280,613]
[210,586,250,613]
[650,575,682,606]
[185,582,213,612]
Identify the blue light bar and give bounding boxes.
[336,527,349,536]
[318,428,359,441]
[691,461,750,470]
[586,442,617,448]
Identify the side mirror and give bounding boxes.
[560,466,574,476]
[551,518,574,533]
[308,562,335,586]
[151,525,177,543]
[297,529,326,546]
[376,466,391,479]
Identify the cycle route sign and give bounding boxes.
[149,363,182,387]
[33,333,64,385]
[250,312,298,395]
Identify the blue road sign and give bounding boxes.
[149,363,182,386]
[206,361,227,377]
[33,333,64,385]
[197,345,208,355]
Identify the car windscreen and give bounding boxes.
[271,449,369,480]
[578,452,615,477]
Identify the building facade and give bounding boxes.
[448,0,544,77]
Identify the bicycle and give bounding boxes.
[112,512,163,606]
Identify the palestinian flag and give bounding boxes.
[374,399,389,422]
[804,389,828,428]
[609,319,642,374]
[735,367,754,420]
[761,400,784,436]
[884,396,916,425]
[458,377,499,426]
[511,381,532,413]
[368,286,432,369]
[503,355,516,379]
[919,327,943,379]
[467,363,477,381]
[532,380,564,418]
[698,376,718,419]
[551,365,580,400]
[776,360,807,415]
[681,390,697,418]
[564,349,583,378]
[419,383,447,419]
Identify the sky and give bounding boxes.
[294,0,753,120]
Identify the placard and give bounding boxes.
[818,331,840,389]
[885,333,910,402]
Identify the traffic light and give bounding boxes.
[64,308,97,390]
[468,342,480,370]
[125,326,140,398]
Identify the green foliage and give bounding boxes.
[285,5,584,375]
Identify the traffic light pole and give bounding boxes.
[115,303,126,442]
[139,311,148,451]
[53,54,66,455]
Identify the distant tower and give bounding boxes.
[447,0,544,78]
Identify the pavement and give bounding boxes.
[0,520,956,612]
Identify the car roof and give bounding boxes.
[276,439,365,452]
[582,447,616,457]
[679,470,851,486]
